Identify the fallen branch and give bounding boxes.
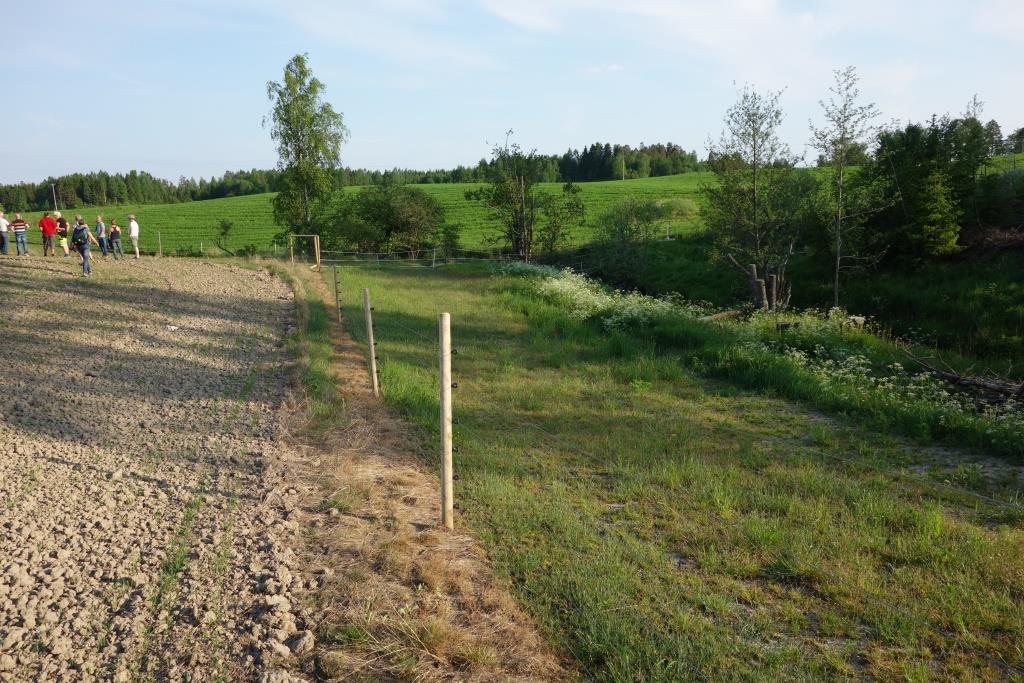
[699,309,742,322]
[905,351,1024,398]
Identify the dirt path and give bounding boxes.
[0,257,310,681]
[273,269,568,681]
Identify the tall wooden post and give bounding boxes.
[157,232,163,258]
[333,265,341,321]
[363,288,379,397]
[289,236,294,264]
[438,312,454,530]
[314,235,321,272]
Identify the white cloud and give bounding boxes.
[227,0,500,70]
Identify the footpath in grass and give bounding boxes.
[331,263,1024,681]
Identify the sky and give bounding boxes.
[2,0,1022,184]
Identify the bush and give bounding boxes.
[596,197,674,244]
[917,171,961,257]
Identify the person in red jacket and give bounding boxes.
[38,212,57,256]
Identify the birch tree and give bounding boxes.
[704,86,807,310]
[810,66,879,308]
[265,54,348,232]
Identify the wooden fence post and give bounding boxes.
[438,312,454,530]
[363,288,380,397]
[289,236,294,264]
[333,265,341,321]
[315,235,321,272]
[157,232,163,258]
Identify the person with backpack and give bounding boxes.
[10,214,29,256]
[71,217,99,275]
[108,219,124,259]
[95,215,108,256]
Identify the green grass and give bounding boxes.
[794,250,1024,364]
[14,193,280,256]
[12,161,1019,367]
[260,264,344,432]
[333,263,1024,681]
[572,236,1024,372]
[12,173,708,255]
[982,151,1024,174]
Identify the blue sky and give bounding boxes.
[3,0,1022,184]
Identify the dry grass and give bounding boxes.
[278,265,569,681]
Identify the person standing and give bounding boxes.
[55,212,72,258]
[94,215,108,257]
[128,214,140,259]
[10,214,29,255]
[0,212,9,255]
[71,217,98,275]
[38,211,57,256]
[108,219,124,259]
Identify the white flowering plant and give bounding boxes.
[500,263,1024,456]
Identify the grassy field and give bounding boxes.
[982,151,1024,174]
[12,193,280,256]
[10,165,1020,367]
[330,262,1024,681]
[10,153,1020,254]
[11,173,707,255]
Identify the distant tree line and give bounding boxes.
[0,141,704,212]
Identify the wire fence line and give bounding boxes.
[330,267,1024,676]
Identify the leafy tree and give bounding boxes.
[810,65,880,307]
[858,112,993,259]
[814,141,870,168]
[536,182,585,253]
[704,86,809,310]
[984,119,1005,156]
[1009,127,1024,154]
[265,53,348,232]
[918,171,961,256]
[465,135,584,260]
[215,219,236,256]
[323,175,446,253]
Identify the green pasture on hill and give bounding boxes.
[10,173,709,255]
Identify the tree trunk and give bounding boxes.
[833,164,844,309]
[756,279,768,311]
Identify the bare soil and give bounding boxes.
[0,257,309,681]
[0,256,566,682]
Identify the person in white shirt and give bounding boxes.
[128,214,140,259]
[0,212,9,255]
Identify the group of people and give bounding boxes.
[0,211,140,276]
